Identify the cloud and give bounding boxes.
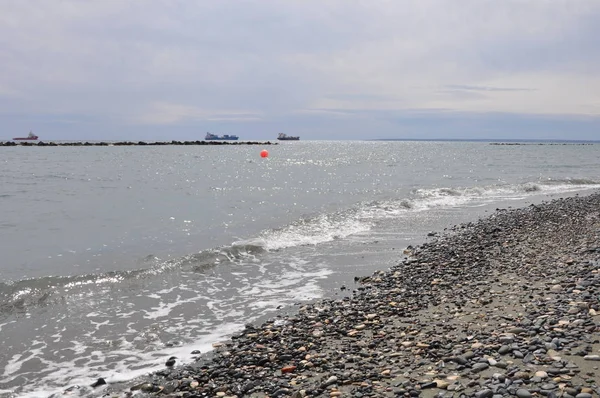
[131,102,262,125]
[444,85,535,93]
[0,1,599,139]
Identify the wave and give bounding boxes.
[235,211,371,251]
[0,244,266,317]
[2,177,598,316]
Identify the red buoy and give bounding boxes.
[260,149,269,158]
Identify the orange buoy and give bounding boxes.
[260,149,269,158]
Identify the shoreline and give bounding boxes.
[77,193,600,397]
[0,140,276,147]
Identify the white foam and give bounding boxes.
[380,181,600,217]
[0,320,16,333]
[2,354,23,377]
[13,320,245,398]
[233,180,600,255]
[256,214,371,251]
[142,295,201,320]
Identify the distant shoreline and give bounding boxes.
[0,140,277,147]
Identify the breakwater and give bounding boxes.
[0,140,276,147]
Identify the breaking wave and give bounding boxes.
[2,177,598,316]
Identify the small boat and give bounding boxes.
[13,131,39,141]
[277,133,299,141]
[205,133,239,141]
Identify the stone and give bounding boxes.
[322,376,338,388]
[475,389,493,398]
[550,284,563,292]
[472,363,489,372]
[516,389,532,398]
[90,378,106,388]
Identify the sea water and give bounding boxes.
[1,140,599,397]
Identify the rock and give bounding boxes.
[321,376,338,388]
[162,381,178,394]
[508,327,528,334]
[516,389,532,398]
[90,378,106,388]
[583,355,600,361]
[494,361,508,369]
[472,363,489,373]
[513,350,524,359]
[514,371,530,380]
[475,389,493,398]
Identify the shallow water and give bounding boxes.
[1,141,599,397]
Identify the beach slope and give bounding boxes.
[120,193,600,398]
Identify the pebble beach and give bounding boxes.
[96,191,600,398]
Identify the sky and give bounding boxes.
[1,0,600,141]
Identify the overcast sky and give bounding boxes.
[1,1,599,140]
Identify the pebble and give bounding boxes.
[475,389,493,398]
[516,389,532,398]
[583,355,600,361]
[472,363,489,372]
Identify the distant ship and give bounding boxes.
[13,131,38,141]
[205,133,239,141]
[277,133,299,141]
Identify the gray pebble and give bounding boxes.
[516,389,532,398]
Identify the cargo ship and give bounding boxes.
[13,131,39,141]
[205,133,239,141]
[277,133,299,141]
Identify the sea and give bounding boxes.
[1,140,599,397]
